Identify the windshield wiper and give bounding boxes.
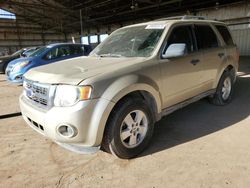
[99,53,123,58]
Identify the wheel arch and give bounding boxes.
[100,74,162,116]
[213,61,237,88]
[91,74,162,146]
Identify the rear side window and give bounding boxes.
[195,25,219,50]
[165,25,195,53]
[215,25,234,46]
[70,45,84,55]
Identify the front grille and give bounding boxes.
[23,79,55,108]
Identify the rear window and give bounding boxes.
[215,25,234,46]
[195,25,219,50]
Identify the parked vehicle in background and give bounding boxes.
[19,16,239,159]
[6,43,92,84]
[0,47,39,73]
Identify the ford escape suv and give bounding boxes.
[19,16,239,159]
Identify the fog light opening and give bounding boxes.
[15,75,23,80]
[57,125,77,138]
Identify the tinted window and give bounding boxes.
[70,45,84,55]
[30,47,47,57]
[215,25,234,46]
[165,25,194,53]
[195,25,219,49]
[58,46,70,57]
[44,46,71,60]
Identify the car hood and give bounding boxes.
[8,57,33,66]
[24,56,147,85]
[0,54,19,63]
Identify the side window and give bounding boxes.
[44,46,70,60]
[44,47,58,60]
[58,46,70,57]
[215,25,234,46]
[70,45,84,55]
[195,25,219,49]
[164,25,195,54]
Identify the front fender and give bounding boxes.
[90,74,162,146]
[100,74,162,113]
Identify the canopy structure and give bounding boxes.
[1,0,241,33]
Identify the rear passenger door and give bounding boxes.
[160,24,204,108]
[214,24,238,66]
[194,24,225,91]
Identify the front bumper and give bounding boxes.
[6,69,24,84]
[20,94,115,151]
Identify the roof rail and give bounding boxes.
[155,15,206,21]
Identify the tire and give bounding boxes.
[102,97,154,159]
[3,63,8,74]
[209,70,234,106]
[3,63,9,74]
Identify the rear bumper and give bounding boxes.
[19,94,115,149]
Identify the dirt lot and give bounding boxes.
[0,57,250,188]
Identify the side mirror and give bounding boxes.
[162,43,187,59]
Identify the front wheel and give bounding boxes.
[209,70,234,105]
[3,63,8,73]
[102,97,154,159]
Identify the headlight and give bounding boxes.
[0,60,2,63]
[12,60,30,72]
[54,85,92,107]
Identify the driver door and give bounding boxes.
[159,24,204,108]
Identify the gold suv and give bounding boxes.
[20,16,239,159]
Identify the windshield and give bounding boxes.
[12,49,24,56]
[23,48,36,56]
[90,25,165,57]
[29,47,47,57]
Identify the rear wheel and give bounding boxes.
[209,70,234,105]
[102,97,154,159]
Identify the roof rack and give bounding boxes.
[155,15,206,21]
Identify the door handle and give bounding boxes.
[218,53,224,58]
[190,59,200,66]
